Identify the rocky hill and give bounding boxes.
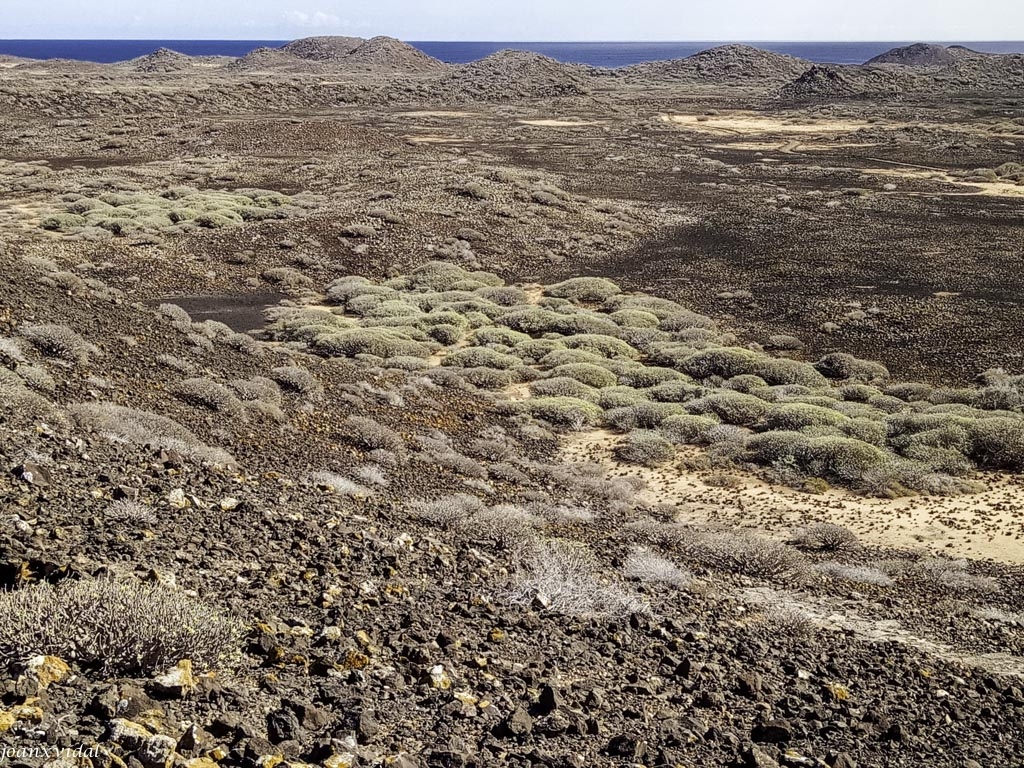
[120,47,229,74]
[433,50,594,101]
[867,43,958,67]
[280,35,447,74]
[626,45,811,83]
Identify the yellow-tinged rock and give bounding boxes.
[108,718,155,751]
[256,756,284,768]
[219,498,240,511]
[343,650,369,670]
[168,489,188,509]
[186,759,220,768]
[827,683,850,701]
[208,746,229,761]
[453,691,478,706]
[27,655,70,688]
[488,628,506,643]
[428,664,451,690]
[354,630,372,648]
[323,754,356,768]
[152,660,197,696]
[0,710,16,732]
[10,704,43,723]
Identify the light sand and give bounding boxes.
[518,119,603,127]
[561,430,1024,564]
[661,113,875,135]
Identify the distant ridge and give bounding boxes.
[279,36,447,73]
[119,47,229,73]
[866,43,958,67]
[625,45,810,83]
[433,50,593,100]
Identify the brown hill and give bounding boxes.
[866,43,957,67]
[278,36,446,74]
[626,45,811,82]
[119,47,229,73]
[224,47,323,74]
[433,50,594,100]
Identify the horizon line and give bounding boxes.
[1,37,1023,43]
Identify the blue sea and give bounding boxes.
[0,39,1022,67]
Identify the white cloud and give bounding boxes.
[283,10,341,28]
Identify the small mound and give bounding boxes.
[122,48,200,73]
[437,50,593,100]
[341,36,447,74]
[225,47,321,74]
[628,45,811,83]
[778,65,860,98]
[866,43,956,67]
[277,35,445,73]
[280,36,367,62]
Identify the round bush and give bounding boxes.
[443,347,521,370]
[648,380,705,403]
[545,277,622,303]
[686,391,769,427]
[815,353,890,383]
[603,402,684,431]
[680,347,760,379]
[562,334,640,360]
[530,377,600,402]
[550,363,619,389]
[618,365,684,388]
[746,431,809,464]
[660,414,720,445]
[597,386,652,410]
[761,403,848,431]
[755,358,829,388]
[797,437,889,482]
[314,328,434,359]
[610,309,661,328]
[614,431,676,466]
[527,397,604,429]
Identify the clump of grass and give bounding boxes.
[19,323,100,366]
[105,499,157,527]
[0,578,241,674]
[623,547,693,587]
[614,431,677,467]
[171,378,245,416]
[506,539,648,618]
[341,416,405,453]
[792,522,859,552]
[270,365,323,398]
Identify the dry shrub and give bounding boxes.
[506,539,648,618]
[0,578,241,674]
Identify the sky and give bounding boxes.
[1,0,1021,41]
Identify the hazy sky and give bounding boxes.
[2,0,1021,41]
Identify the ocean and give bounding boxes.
[0,39,1022,67]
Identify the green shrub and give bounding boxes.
[746,431,809,464]
[457,366,517,389]
[680,347,759,379]
[527,397,604,429]
[497,307,562,334]
[647,380,705,402]
[755,358,829,388]
[443,347,521,370]
[550,363,618,389]
[842,417,888,446]
[473,326,531,347]
[604,402,684,431]
[659,311,717,331]
[604,294,688,319]
[475,285,527,306]
[798,437,889,482]
[314,328,434,359]
[553,312,622,337]
[545,277,622,303]
[761,403,848,431]
[341,416,404,452]
[618,365,684,388]
[428,324,463,346]
[686,391,769,427]
[660,414,720,445]
[724,374,769,394]
[815,353,890,382]
[541,348,609,368]
[562,334,640,360]
[614,431,676,466]
[531,377,599,401]
[515,338,566,363]
[610,309,661,328]
[965,417,1024,470]
[597,386,652,409]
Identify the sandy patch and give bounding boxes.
[396,110,476,118]
[662,113,874,135]
[861,166,1024,198]
[561,430,1024,564]
[518,119,603,127]
[715,140,881,152]
[403,135,465,144]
